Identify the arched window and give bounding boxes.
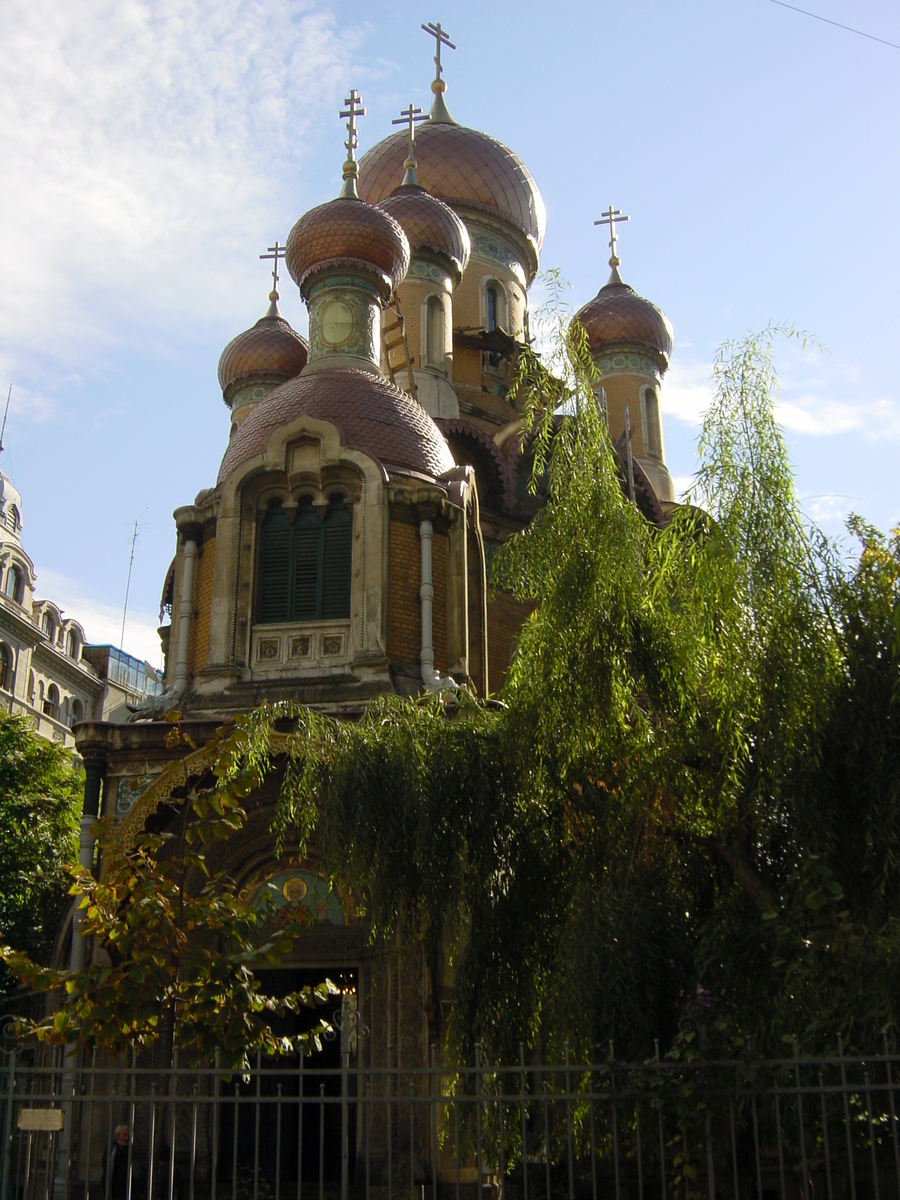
[256,497,352,625]
[27,671,35,703]
[6,506,18,533]
[43,683,59,721]
[41,612,54,639]
[486,285,498,332]
[69,698,84,728]
[425,296,444,367]
[66,629,77,658]
[0,644,9,691]
[644,386,662,457]
[4,565,20,602]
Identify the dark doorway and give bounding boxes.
[219,968,359,1192]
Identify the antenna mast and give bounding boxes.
[0,386,11,457]
[120,520,139,651]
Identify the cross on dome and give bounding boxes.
[339,88,367,198]
[594,205,630,275]
[259,241,285,301]
[421,21,457,123]
[392,102,428,186]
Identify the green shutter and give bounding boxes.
[257,509,291,624]
[322,504,352,619]
[292,507,322,620]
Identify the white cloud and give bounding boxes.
[670,474,697,502]
[660,361,712,427]
[661,353,900,441]
[0,0,354,377]
[33,567,165,667]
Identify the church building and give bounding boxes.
[65,20,679,1188]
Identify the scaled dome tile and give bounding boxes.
[285,197,410,297]
[217,368,456,485]
[217,313,308,394]
[358,123,546,270]
[574,278,674,364]
[377,186,471,281]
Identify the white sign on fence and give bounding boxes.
[17,1109,64,1132]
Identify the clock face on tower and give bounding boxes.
[320,299,355,348]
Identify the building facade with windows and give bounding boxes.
[0,470,164,747]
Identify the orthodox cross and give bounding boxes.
[421,21,455,83]
[594,205,630,267]
[392,102,427,151]
[340,88,366,162]
[259,241,285,295]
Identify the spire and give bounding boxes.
[259,241,286,316]
[421,21,457,124]
[392,102,428,186]
[339,88,366,198]
[594,204,630,286]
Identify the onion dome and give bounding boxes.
[217,368,456,486]
[574,265,674,367]
[285,198,410,302]
[358,121,546,278]
[217,294,308,403]
[377,186,470,283]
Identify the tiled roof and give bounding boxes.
[217,368,456,485]
[574,276,674,364]
[217,311,308,394]
[377,186,471,282]
[285,197,409,298]
[358,123,546,269]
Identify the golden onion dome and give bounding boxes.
[285,196,410,301]
[377,184,471,283]
[358,121,546,279]
[217,368,456,486]
[217,297,308,401]
[574,267,674,367]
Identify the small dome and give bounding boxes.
[217,302,308,399]
[377,185,471,283]
[359,122,546,277]
[574,272,674,366]
[217,368,456,486]
[285,197,410,300]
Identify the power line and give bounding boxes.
[769,0,900,52]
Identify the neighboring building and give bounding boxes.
[0,469,163,747]
[66,27,680,1188]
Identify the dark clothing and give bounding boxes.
[100,1141,130,1200]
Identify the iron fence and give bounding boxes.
[2,1033,899,1200]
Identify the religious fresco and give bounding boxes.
[237,858,353,928]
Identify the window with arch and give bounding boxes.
[41,612,54,639]
[6,506,18,533]
[256,496,352,625]
[66,629,78,658]
[4,565,20,603]
[425,295,444,368]
[643,386,662,458]
[69,698,84,728]
[486,285,499,332]
[43,683,60,721]
[0,644,10,691]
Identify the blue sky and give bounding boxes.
[1,0,897,663]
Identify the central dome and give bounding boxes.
[358,122,546,274]
[217,368,456,485]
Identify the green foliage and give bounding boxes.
[0,710,82,995]
[2,714,335,1070]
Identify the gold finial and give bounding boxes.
[339,88,366,198]
[392,102,428,186]
[421,21,457,124]
[594,205,630,284]
[259,241,286,314]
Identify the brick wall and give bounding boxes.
[187,536,216,677]
[487,590,535,695]
[388,519,447,673]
